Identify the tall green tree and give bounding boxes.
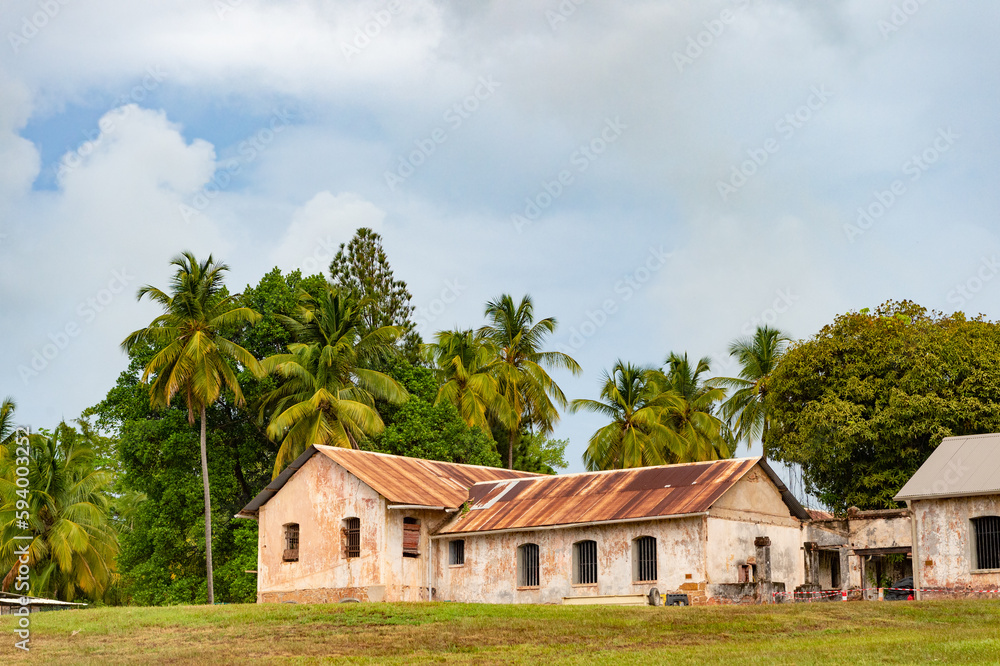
[711,326,791,455]
[0,397,15,444]
[260,285,408,476]
[571,361,684,470]
[766,300,1000,511]
[425,329,512,434]
[121,252,263,604]
[368,358,503,468]
[477,295,582,468]
[0,422,118,602]
[660,353,732,462]
[329,227,421,362]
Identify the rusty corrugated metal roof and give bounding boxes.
[238,445,541,517]
[438,457,802,534]
[316,446,540,507]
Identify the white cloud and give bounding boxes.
[269,190,385,278]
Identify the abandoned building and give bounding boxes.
[895,433,1000,600]
[239,445,821,605]
[238,437,999,605]
[801,507,912,600]
[237,445,538,603]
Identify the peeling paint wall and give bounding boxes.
[258,453,385,602]
[257,453,456,603]
[849,514,911,551]
[915,495,1000,594]
[435,517,705,604]
[705,469,804,594]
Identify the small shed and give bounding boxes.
[895,433,1000,599]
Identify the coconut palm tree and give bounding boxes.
[122,252,263,604]
[659,352,733,462]
[571,361,685,470]
[426,329,513,434]
[477,295,582,469]
[0,397,15,444]
[710,326,791,456]
[260,286,408,477]
[0,422,118,601]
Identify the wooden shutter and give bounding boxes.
[403,518,420,557]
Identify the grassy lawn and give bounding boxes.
[1,599,998,665]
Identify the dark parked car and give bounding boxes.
[884,576,914,601]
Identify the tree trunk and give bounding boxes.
[200,406,215,605]
[508,429,516,470]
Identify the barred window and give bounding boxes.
[573,540,598,585]
[972,516,1000,570]
[344,517,360,558]
[633,536,657,582]
[283,523,299,562]
[518,543,540,587]
[403,517,421,558]
[449,539,465,566]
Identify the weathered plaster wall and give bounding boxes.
[257,454,455,603]
[915,495,1000,593]
[705,517,803,591]
[435,517,705,605]
[383,508,452,601]
[849,515,911,551]
[706,468,804,594]
[258,454,385,602]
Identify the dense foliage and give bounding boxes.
[766,301,1000,511]
[0,421,118,602]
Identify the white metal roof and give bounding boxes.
[894,433,1000,501]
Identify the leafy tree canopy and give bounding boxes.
[766,300,1000,511]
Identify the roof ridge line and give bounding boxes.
[466,457,762,487]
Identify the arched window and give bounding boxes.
[283,523,299,562]
[573,540,598,585]
[518,543,540,587]
[633,536,657,582]
[972,516,1000,570]
[343,517,360,558]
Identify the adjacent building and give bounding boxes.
[895,433,1000,599]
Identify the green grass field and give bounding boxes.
[1,599,998,665]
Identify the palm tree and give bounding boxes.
[659,352,733,462]
[0,423,118,601]
[571,361,684,470]
[122,252,262,605]
[710,326,791,456]
[426,329,513,434]
[0,397,15,444]
[260,286,408,477]
[477,295,582,469]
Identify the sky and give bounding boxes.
[1,0,998,478]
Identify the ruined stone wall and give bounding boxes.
[434,517,705,605]
[915,495,1000,593]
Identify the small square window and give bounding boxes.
[403,517,421,558]
[343,517,360,558]
[449,539,465,566]
[518,543,540,587]
[573,540,598,585]
[283,523,299,562]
